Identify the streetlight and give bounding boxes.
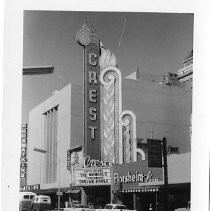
[33,147,61,211]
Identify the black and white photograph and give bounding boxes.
[2,1,210,211]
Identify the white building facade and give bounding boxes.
[27,84,72,190]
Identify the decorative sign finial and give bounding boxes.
[99,47,117,69]
[76,22,99,46]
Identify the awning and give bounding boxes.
[113,187,159,193]
[32,188,58,194]
[68,145,82,152]
[65,189,81,194]
[71,189,80,194]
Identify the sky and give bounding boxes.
[22,11,194,123]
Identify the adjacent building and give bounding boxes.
[123,78,192,153]
[177,50,193,89]
[22,84,83,207]
[126,50,193,90]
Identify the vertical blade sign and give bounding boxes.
[76,23,101,159]
[148,139,162,168]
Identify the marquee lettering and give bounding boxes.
[21,128,27,133]
[87,52,100,141]
[20,173,26,178]
[20,168,26,173]
[20,157,27,162]
[89,71,97,84]
[83,156,110,168]
[89,107,97,121]
[89,53,98,66]
[89,126,97,140]
[89,89,97,102]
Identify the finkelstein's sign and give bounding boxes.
[76,23,101,159]
[112,161,164,191]
[20,124,28,183]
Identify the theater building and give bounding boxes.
[22,23,192,209]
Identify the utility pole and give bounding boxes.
[34,148,61,211]
[147,137,168,211]
[150,130,153,139]
[162,137,169,211]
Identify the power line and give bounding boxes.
[152,125,191,136]
[118,17,127,48]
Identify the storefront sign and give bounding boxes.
[74,167,111,186]
[57,191,63,196]
[77,23,101,159]
[20,184,40,191]
[83,156,110,168]
[114,170,159,184]
[67,148,84,170]
[112,161,163,191]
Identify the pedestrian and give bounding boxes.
[149,203,153,211]
[65,201,69,208]
[89,203,95,209]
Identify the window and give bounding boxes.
[115,205,127,209]
[43,106,58,183]
[104,205,113,209]
[23,195,29,199]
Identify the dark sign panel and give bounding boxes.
[67,150,71,170]
[112,161,163,191]
[168,146,179,154]
[84,41,101,159]
[76,24,101,160]
[148,139,162,168]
